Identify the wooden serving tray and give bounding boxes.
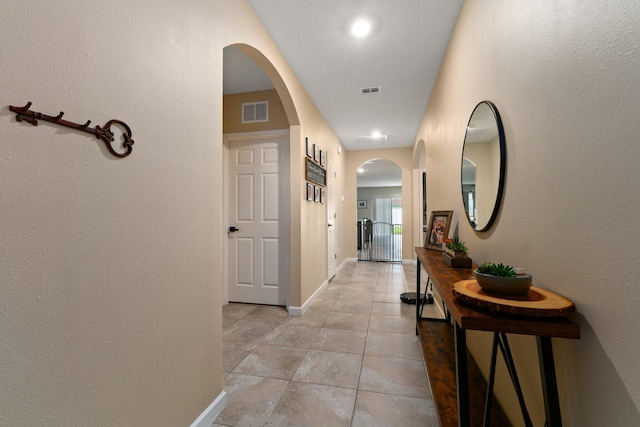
[452,279,575,317]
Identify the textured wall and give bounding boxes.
[223,89,289,133]
[416,0,640,425]
[1,1,348,423]
[299,125,346,305]
[0,1,225,425]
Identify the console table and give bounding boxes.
[415,247,580,427]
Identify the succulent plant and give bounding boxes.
[476,262,516,277]
[446,236,468,253]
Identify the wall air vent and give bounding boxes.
[242,101,269,123]
[360,86,381,94]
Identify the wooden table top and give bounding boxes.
[415,247,580,339]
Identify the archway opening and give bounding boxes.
[356,159,402,262]
[412,140,427,248]
[222,44,299,309]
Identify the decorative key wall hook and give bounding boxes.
[9,102,134,158]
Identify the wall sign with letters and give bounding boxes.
[305,157,326,187]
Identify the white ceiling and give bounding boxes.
[224,0,463,152]
[223,47,274,95]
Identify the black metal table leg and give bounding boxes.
[455,323,470,427]
[537,336,563,427]
[483,333,500,427]
[419,277,430,318]
[499,333,533,427]
[484,333,533,427]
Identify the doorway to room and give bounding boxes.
[222,43,300,308]
[327,157,338,279]
[225,131,289,305]
[413,139,427,249]
[356,159,403,262]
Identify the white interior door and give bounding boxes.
[228,138,284,305]
[327,157,337,279]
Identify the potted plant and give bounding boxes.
[442,237,472,268]
[445,237,468,258]
[474,262,532,296]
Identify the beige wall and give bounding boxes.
[415,1,640,426]
[0,0,345,425]
[299,133,346,305]
[346,148,414,261]
[223,89,289,133]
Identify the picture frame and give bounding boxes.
[357,200,367,209]
[306,182,314,201]
[319,150,326,167]
[314,185,320,202]
[305,157,326,186]
[425,210,453,251]
[320,187,325,204]
[313,144,320,163]
[306,137,313,158]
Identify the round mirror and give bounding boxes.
[461,101,505,231]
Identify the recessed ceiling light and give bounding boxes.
[351,19,372,38]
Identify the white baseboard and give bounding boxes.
[288,305,303,316]
[190,390,227,427]
[288,258,357,316]
[288,278,329,316]
[336,258,348,272]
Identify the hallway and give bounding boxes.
[214,261,439,426]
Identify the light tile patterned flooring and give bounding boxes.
[212,261,440,427]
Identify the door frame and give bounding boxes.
[223,129,291,306]
[327,157,337,280]
[413,140,427,254]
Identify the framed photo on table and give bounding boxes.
[425,210,453,251]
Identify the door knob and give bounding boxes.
[229,226,239,232]
[328,223,333,227]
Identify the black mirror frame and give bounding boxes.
[461,100,506,232]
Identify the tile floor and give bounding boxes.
[213,261,440,427]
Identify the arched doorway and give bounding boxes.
[356,159,403,262]
[412,140,427,249]
[222,44,300,308]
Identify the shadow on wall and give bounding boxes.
[560,315,640,426]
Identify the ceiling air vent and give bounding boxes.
[360,86,381,94]
[355,134,388,144]
[242,101,269,123]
